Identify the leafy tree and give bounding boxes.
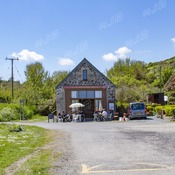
[161,67,173,85]
[20,63,68,115]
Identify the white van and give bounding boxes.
[127,102,147,119]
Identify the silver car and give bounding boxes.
[127,102,147,119]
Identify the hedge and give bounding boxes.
[146,104,175,116]
[0,103,34,122]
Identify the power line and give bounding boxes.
[14,64,24,83]
[5,57,19,98]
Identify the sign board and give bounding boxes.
[109,103,114,110]
[20,100,24,104]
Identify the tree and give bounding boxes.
[21,64,68,115]
[107,58,148,103]
[22,62,49,106]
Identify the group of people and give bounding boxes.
[93,110,112,121]
[57,111,72,122]
[56,110,85,122]
[48,110,112,123]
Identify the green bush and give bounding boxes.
[164,106,173,116]
[146,105,154,112]
[23,106,34,119]
[0,107,19,122]
[146,105,155,116]
[0,103,35,121]
[168,96,175,103]
[37,99,55,116]
[152,105,175,116]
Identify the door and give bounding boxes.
[79,99,94,118]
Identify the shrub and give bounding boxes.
[146,105,154,112]
[0,107,19,122]
[23,106,34,120]
[164,106,173,116]
[155,106,163,115]
[0,103,35,121]
[168,96,175,103]
[146,105,155,116]
[37,99,55,116]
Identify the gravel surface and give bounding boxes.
[24,116,175,175]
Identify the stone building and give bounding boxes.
[55,58,116,119]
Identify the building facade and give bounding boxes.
[55,58,116,119]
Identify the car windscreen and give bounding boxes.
[131,103,145,110]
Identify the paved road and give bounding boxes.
[28,116,175,175]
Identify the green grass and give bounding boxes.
[25,114,48,122]
[0,123,53,175]
[14,149,61,175]
[14,115,48,123]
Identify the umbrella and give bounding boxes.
[98,101,103,111]
[69,102,85,108]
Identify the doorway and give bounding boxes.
[79,99,94,118]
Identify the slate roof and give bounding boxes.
[55,58,115,89]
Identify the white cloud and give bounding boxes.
[102,53,117,61]
[115,47,131,58]
[11,49,44,61]
[171,38,175,47]
[171,38,175,43]
[58,58,74,66]
[103,46,131,61]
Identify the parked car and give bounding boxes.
[127,102,147,120]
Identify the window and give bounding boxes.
[95,91,102,98]
[87,91,94,98]
[83,70,87,80]
[131,103,144,110]
[79,91,86,98]
[95,100,101,111]
[72,100,78,104]
[71,90,102,99]
[71,91,78,98]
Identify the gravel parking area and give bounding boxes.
[27,116,175,175]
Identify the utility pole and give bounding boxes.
[5,57,19,98]
[159,61,162,92]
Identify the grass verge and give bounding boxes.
[14,148,61,175]
[0,123,56,175]
[14,115,48,123]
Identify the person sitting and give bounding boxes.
[102,110,108,121]
[79,110,85,122]
[66,113,71,122]
[93,111,99,121]
[62,111,67,122]
[57,112,63,122]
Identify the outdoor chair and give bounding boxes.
[108,113,113,121]
[48,113,55,123]
[72,114,79,122]
[94,113,98,121]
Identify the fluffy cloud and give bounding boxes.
[171,38,175,43]
[115,47,131,58]
[58,58,74,66]
[102,53,117,61]
[171,38,175,47]
[102,46,131,61]
[11,49,44,61]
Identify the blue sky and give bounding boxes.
[0,0,175,82]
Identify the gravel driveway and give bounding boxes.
[29,116,175,175]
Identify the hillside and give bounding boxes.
[106,56,175,103]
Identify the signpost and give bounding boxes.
[20,100,24,123]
